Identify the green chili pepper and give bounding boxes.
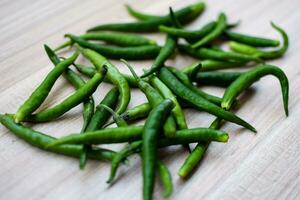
[142,99,174,200]
[66,34,161,60]
[224,22,281,47]
[44,45,95,169]
[229,23,288,59]
[181,60,243,75]
[87,2,205,32]
[55,32,156,51]
[178,118,221,178]
[179,44,262,63]
[0,114,115,161]
[191,13,227,48]
[125,2,205,22]
[14,51,79,123]
[158,160,173,198]
[158,67,256,132]
[192,71,243,87]
[222,64,289,115]
[81,48,130,114]
[24,68,107,122]
[167,66,222,106]
[159,21,216,42]
[122,59,177,137]
[141,35,177,77]
[150,76,187,130]
[47,125,229,147]
[120,102,151,122]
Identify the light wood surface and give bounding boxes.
[0,0,300,199]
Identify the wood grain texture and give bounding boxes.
[0,0,300,199]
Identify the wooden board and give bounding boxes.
[0,0,299,199]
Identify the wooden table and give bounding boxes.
[0,0,299,199]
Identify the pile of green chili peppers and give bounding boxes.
[0,2,290,200]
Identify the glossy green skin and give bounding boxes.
[55,32,156,51]
[48,125,229,147]
[159,21,216,42]
[14,51,79,123]
[81,48,130,114]
[225,31,279,47]
[178,118,221,178]
[120,102,151,121]
[141,35,177,77]
[228,23,288,59]
[158,67,256,132]
[85,87,119,131]
[67,34,161,60]
[44,44,95,169]
[107,140,142,184]
[150,76,187,130]
[167,67,222,106]
[87,2,205,32]
[179,44,262,63]
[222,64,289,116]
[73,64,138,88]
[158,161,173,198]
[193,71,243,87]
[124,61,177,137]
[126,2,205,22]
[182,60,243,74]
[0,114,115,161]
[158,127,228,146]
[191,13,227,48]
[142,99,174,200]
[24,70,106,122]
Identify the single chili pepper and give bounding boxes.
[181,60,243,75]
[178,44,262,63]
[85,87,119,131]
[141,35,176,77]
[229,23,288,59]
[122,59,177,137]
[44,45,95,132]
[44,45,96,169]
[191,13,227,48]
[73,63,138,88]
[158,67,256,132]
[142,99,174,200]
[47,125,229,147]
[87,2,205,32]
[55,32,157,51]
[120,102,151,122]
[167,66,222,106]
[14,51,79,123]
[224,23,281,47]
[222,64,289,115]
[158,160,173,198]
[81,48,130,114]
[99,104,127,127]
[66,34,161,60]
[0,114,115,161]
[159,21,216,42]
[125,2,205,22]
[24,67,107,122]
[178,118,221,178]
[107,140,142,184]
[150,76,187,130]
[192,71,243,87]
